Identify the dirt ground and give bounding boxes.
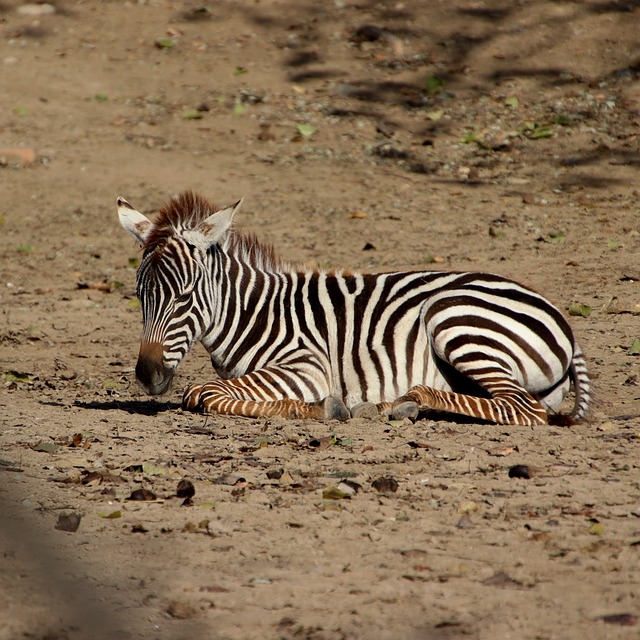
[1,1,640,638]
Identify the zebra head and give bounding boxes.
[117,194,241,395]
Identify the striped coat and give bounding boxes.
[118,191,590,426]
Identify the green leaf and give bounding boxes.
[142,461,167,475]
[155,37,175,49]
[14,106,28,116]
[234,66,248,76]
[425,74,444,95]
[554,114,573,126]
[296,123,317,138]
[322,486,349,500]
[568,303,592,318]
[99,510,122,519]
[588,522,605,536]
[607,239,621,251]
[426,109,444,121]
[127,299,141,309]
[628,339,640,355]
[504,96,519,109]
[233,104,246,115]
[529,128,553,139]
[94,93,108,102]
[128,257,140,268]
[182,109,203,120]
[5,370,31,382]
[32,441,60,454]
[16,244,34,253]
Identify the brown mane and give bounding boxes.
[143,190,288,272]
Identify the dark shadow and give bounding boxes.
[73,399,180,415]
[287,69,347,83]
[285,50,323,67]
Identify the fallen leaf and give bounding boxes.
[600,614,638,627]
[627,339,640,355]
[425,74,444,95]
[504,96,519,108]
[155,37,176,49]
[486,445,518,456]
[296,123,317,138]
[199,585,230,593]
[323,486,349,500]
[182,109,203,120]
[31,441,60,454]
[142,461,167,475]
[5,370,32,383]
[458,501,478,514]
[98,510,122,519]
[568,303,592,318]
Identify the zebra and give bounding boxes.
[117,190,590,426]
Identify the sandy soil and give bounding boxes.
[1,1,640,638]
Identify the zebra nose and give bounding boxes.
[136,342,174,395]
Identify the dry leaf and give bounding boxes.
[486,445,518,456]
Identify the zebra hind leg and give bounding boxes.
[182,381,349,421]
[391,381,548,426]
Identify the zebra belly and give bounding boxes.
[340,318,446,407]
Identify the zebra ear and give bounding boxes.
[185,199,243,250]
[117,197,153,245]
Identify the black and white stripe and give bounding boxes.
[118,191,590,425]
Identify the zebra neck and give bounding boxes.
[201,255,290,377]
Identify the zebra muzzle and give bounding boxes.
[135,342,174,395]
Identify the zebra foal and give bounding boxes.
[117,191,590,426]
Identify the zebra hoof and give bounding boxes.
[391,400,419,421]
[323,396,350,422]
[350,402,379,420]
[182,384,203,412]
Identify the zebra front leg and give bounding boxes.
[182,381,349,421]
[391,384,548,426]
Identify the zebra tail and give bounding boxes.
[547,347,591,427]
[569,348,591,422]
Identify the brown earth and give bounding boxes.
[1,1,640,639]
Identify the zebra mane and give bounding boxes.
[143,190,289,272]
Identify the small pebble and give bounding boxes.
[17,3,56,15]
